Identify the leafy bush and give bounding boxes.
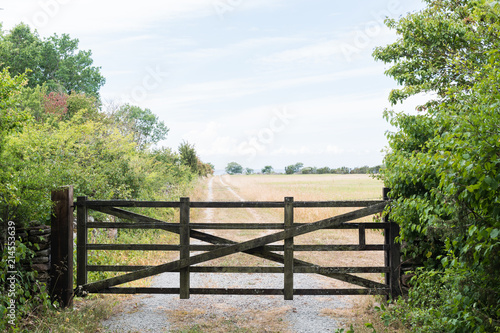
[373,1,500,331]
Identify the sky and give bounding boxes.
[1,0,427,172]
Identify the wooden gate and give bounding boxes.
[74,189,400,300]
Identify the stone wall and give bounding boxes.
[16,224,51,285]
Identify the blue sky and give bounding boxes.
[1,0,427,172]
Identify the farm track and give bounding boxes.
[102,176,368,333]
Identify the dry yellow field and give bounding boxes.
[190,173,385,268]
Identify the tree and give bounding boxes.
[245,168,254,175]
[285,162,303,174]
[112,104,169,150]
[0,68,28,224]
[0,23,105,97]
[179,141,199,174]
[373,1,500,331]
[261,165,273,174]
[316,167,331,174]
[225,162,243,175]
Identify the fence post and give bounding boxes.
[50,186,74,308]
[383,187,401,299]
[389,215,401,299]
[180,197,190,299]
[383,187,390,295]
[76,196,88,290]
[284,197,294,300]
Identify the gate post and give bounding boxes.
[180,197,190,299]
[50,186,74,308]
[389,217,401,299]
[76,196,88,289]
[284,197,294,300]
[383,187,390,294]
[383,187,401,299]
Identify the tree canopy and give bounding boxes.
[0,23,105,97]
[111,104,169,150]
[373,1,500,331]
[225,162,243,175]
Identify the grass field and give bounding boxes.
[190,173,386,270]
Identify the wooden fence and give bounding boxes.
[69,189,400,300]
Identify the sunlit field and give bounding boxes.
[188,174,386,274]
[219,174,383,201]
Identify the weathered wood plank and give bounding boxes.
[81,202,387,293]
[87,221,390,231]
[189,222,390,230]
[76,196,88,287]
[77,200,181,208]
[180,197,190,299]
[389,220,401,298]
[88,265,153,272]
[50,186,74,308]
[191,266,284,273]
[87,244,181,251]
[383,187,391,297]
[78,200,385,208]
[359,224,366,250]
[292,200,385,208]
[85,205,388,291]
[293,288,390,296]
[88,265,285,273]
[87,222,180,230]
[284,197,294,300]
[189,202,284,208]
[294,266,390,274]
[96,287,390,296]
[86,244,386,252]
[289,244,386,251]
[87,265,389,274]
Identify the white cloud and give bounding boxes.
[2,0,286,37]
[259,39,342,64]
[182,121,239,156]
[144,65,385,112]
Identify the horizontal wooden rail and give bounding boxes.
[86,222,390,230]
[76,200,385,208]
[87,265,390,274]
[96,287,390,296]
[86,244,386,252]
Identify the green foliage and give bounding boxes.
[226,162,243,175]
[0,237,53,332]
[285,162,303,174]
[179,141,213,177]
[378,267,499,332]
[374,1,500,331]
[0,69,29,223]
[294,165,380,175]
[0,21,214,332]
[111,104,169,150]
[0,68,28,143]
[261,165,274,174]
[0,23,105,97]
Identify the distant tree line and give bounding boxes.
[225,161,381,175]
[298,165,381,175]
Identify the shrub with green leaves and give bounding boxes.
[373,0,500,331]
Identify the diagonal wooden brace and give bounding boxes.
[82,202,387,293]
[91,205,387,290]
